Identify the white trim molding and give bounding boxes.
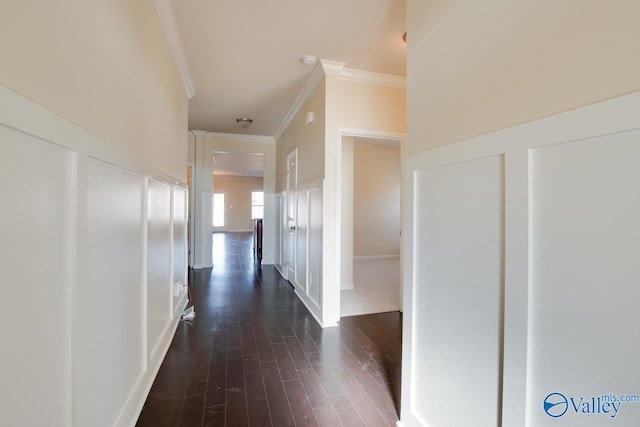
[153,0,196,99]
[273,60,406,141]
[273,61,332,141]
[320,59,347,75]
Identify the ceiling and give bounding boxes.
[213,152,264,177]
[171,0,406,137]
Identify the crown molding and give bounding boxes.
[320,59,346,75]
[273,60,332,141]
[273,59,405,141]
[192,131,275,144]
[153,0,196,99]
[338,68,406,88]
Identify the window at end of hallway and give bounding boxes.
[252,191,263,219]
[213,193,225,227]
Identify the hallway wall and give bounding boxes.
[0,2,189,426]
[0,0,188,180]
[274,77,327,323]
[0,88,189,427]
[406,0,640,154]
[402,1,640,426]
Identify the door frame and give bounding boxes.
[333,128,407,320]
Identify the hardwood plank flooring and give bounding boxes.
[137,232,401,426]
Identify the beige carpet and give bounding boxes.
[340,257,400,317]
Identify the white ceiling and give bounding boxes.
[213,151,264,177]
[171,0,406,137]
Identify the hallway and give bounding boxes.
[136,233,402,427]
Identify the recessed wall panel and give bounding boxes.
[296,190,308,290]
[173,187,187,316]
[413,155,504,427]
[529,131,640,426]
[76,158,144,427]
[0,126,71,427]
[147,180,172,360]
[309,188,323,305]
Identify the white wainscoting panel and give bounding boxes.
[76,158,145,426]
[528,131,640,427]
[0,125,72,427]
[278,193,288,277]
[172,187,188,317]
[274,194,282,268]
[308,188,323,306]
[147,179,172,361]
[276,184,323,325]
[413,155,504,427]
[296,190,309,292]
[0,85,189,427]
[401,92,640,427]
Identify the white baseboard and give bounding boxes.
[119,296,187,427]
[274,263,287,278]
[192,263,213,269]
[294,286,326,328]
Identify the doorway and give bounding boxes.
[339,134,404,317]
[212,151,265,263]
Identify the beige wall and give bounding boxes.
[0,0,188,180]
[330,78,407,133]
[353,140,401,257]
[407,0,640,154]
[276,78,326,192]
[213,175,264,231]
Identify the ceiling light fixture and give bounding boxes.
[301,55,317,66]
[236,117,253,129]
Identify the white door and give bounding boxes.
[286,150,297,283]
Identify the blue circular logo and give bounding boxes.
[544,392,568,418]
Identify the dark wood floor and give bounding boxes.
[136,232,402,427]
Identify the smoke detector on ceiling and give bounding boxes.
[301,55,317,66]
